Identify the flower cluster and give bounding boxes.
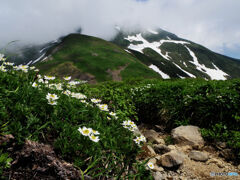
[97,104,109,111]
[78,126,100,142]
[0,65,7,72]
[122,120,146,146]
[133,135,146,145]
[122,120,138,132]
[46,93,59,105]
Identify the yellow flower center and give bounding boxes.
[83,130,90,134]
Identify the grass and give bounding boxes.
[1,54,240,178]
[36,34,159,82]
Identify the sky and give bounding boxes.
[0,0,240,59]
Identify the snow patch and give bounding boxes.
[32,53,45,64]
[183,61,187,67]
[149,64,170,79]
[124,49,132,54]
[185,46,229,80]
[125,33,190,61]
[125,33,171,60]
[26,60,32,66]
[172,62,196,78]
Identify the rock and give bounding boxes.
[219,149,235,160]
[158,151,184,168]
[168,145,176,150]
[152,171,165,180]
[171,126,204,147]
[216,142,227,149]
[137,145,156,160]
[180,145,192,153]
[147,145,157,156]
[188,150,209,162]
[207,158,224,168]
[154,166,164,172]
[143,129,165,144]
[153,144,171,154]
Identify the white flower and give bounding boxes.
[147,162,154,169]
[71,92,87,99]
[0,66,7,72]
[63,76,71,81]
[46,93,59,101]
[34,69,39,72]
[4,62,14,66]
[78,127,92,136]
[68,81,80,86]
[91,98,101,104]
[32,82,38,87]
[44,75,55,80]
[89,134,100,142]
[63,90,71,96]
[38,78,44,83]
[109,112,116,116]
[80,100,86,103]
[55,83,63,90]
[97,104,109,111]
[0,54,6,61]
[92,130,100,135]
[37,74,42,79]
[133,137,141,145]
[48,100,57,105]
[139,135,146,142]
[30,66,35,70]
[107,116,111,120]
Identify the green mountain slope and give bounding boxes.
[36,34,159,83]
[112,28,240,80]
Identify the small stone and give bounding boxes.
[154,165,164,172]
[189,150,209,162]
[147,145,157,156]
[171,126,204,148]
[216,142,227,149]
[148,158,157,164]
[168,145,176,150]
[152,171,164,180]
[143,129,164,144]
[220,149,234,160]
[207,158,224,168]
[153,144,171,154]
[158,151,184,168]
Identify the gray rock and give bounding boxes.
[189,150,209,162]
[143,129,164,144]
[171,126,204,147]
[152,171,165,180]
[153,144,171,154]
[158,151,184,168]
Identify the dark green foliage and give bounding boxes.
[88,78,240,160]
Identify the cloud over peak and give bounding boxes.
[0,0,240,58]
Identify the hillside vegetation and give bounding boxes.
[0,56,239,178]
[36,34,159,82]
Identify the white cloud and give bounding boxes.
[0,0,240,57]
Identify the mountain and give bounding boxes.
[9,28,240,82]
[34,34,160,83]
[112,28,240,80]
